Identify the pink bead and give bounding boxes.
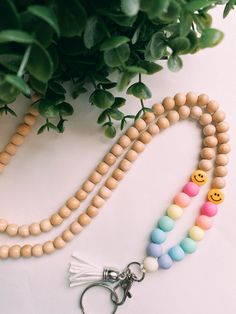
[183,182,200,197]
[201,202,218,217]
[174,192,191,208]
[196,215,213,230]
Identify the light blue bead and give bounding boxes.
[158,254,173,269]
[158,216,174,232]
[147,243,163,258]
[151,228,167,244]
[169,246,185,261]
[180,238,197,254]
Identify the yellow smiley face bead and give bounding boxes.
[191,170,208,186]
[208,189,224,204]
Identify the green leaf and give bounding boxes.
[224,0,235,18]
[0,53,22,72]
[28,5,60,36]
[90,90,115,109]
[138,61,163,74]
[169,37,190,53]
[0,30,34,44]
[117,71,136,91]
[121,0,140,16]
[101,11,137,26]
[37,123,48,134]
[148,32,166,60]
[0,78,19,103]
[97,110,108,124]
[185,0,216,12]
[109,108,124,120]
[100,36,130,51]
[29,76,48,95]
[38,99,59,118]
[127,82,152,99]
[167,54,183,72]
[72,84,87,99]
[199,28,224,48]
[180,11,193,36]
[141,0,170,19]
[104,43,130,67]
[49,81,66,95]
[57,102,74,116]
[5,74,30,95]
[104,124,116,138]
[125,66,147,74]
[84,16,106,49]
[0,0,20,29]
[46,89,65,104]
[112,97,126,108]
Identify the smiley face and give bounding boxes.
[208,189,224,204]
[191,170,208,186]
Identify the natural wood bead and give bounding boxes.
[143,112,155,124]
[0,219,8,232]
[29,223,41,236]
[40,219,53,232]
[58,206,71,219]
[217,132,229,144]
[163,97,175,110]
[99,186,111,199]
[29,105,39,116]
[157,117,169,129]
[167,110,179,124]
[216,121,229,133]
[0,152,11,165]
[206,100,219,113]
[174,93,186,107]
[9,245,21,259]
[126,150,138,162]
[21,245,32,258]
[31,93,41,104]
[104,153,116,166]
[139,131,152,144]
[50,213,63,226]
[134,118,147,131]
[126,127,139,140]
[215,154,229,166]
[218,143,230,154]
[199,113,212,126]
[152,103,165,115]
[190,106,202,119]
[11,134,24,146]
[17,123,31,136]
[198,159,212,171]
[111,144,123,156]
[203,125,216,136]
[0,246,9,259]
[78,213,92,226]
[203,136,218,148]
[92,195,105,208]
[118,135,131,148]
[18,225,30,237]
[76,188,88,200]
[119,159,132,172]
[6,224,18,236]
[53,236,66,249]
[147,124,159,135]
[62,229,74,242]
[197,94,209,106]
[5,143,18,155]
[86,206,99,217]
[0,163,5,173]
[214,166,227,177]
[186,92,198,106]
[32,244,44,257]
[97,162,109,175]
[212,110,225,123]
[24,114,36,126]
[67,197,80,210]
[132,141,145,153]
[212,177,225,189]
[178,105,190,119]
[200,148,215,160]
[43,241,55,254]
[83,180,95,192]
[105,177,118,190]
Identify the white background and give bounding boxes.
[0,7,236,314]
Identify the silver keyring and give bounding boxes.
[80,282,119,314]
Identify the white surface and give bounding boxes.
[1,7,236,314]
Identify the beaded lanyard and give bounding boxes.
[0,92,230,313]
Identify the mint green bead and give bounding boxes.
[158,216,174,232]
[180,238,197,254]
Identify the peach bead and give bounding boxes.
[199,113,212,126]
[105,177,118,190]
[200,148,215,160]
[203,125,216,136]
[134,118,147,131]
[147,124,160,135]
[186,92,198,106]
[139,131,152,144]
[198,160,212,171]
[218,143,230,154]
[18,225,30,237]
[197,94,209,106]
[78,213,92,226]
[29,105,39,116]
[87,206,99,217]
[50,213,63,226]
[104,153,116,166]
[119,159,132,172]
[0,246,9,259]
[17,123,31,136]
[62,229,74,242]
[167,110,179,124]
[24,113,36,126]
[99,186,111,199]
[214,166,227,177]
[9,245,21,259]
[92,195,105,208]
[216,121,229,133]
[11,134,24,146]
[152,103,165,115]
[217,133,229,144]
[67,197,80,210]
[0,152,11,165]
[21,245,32,258]
[196,215,213,230]
[143,112,155,124]
[0,163,5,173]
[32,244,44,257]
[97,162,109,175]
[163,97,175,110]
[112,168,125,181]
[174,192,191,208]
[157,117,169,129]
[5,143,17,155]
[43,241,55,254]
[212,110,225,123]
[215,154,228,166]
[111,144,123,156]
[178,105,190,119]
[118,135,131,148]
[58,206,71,219]
[206,100,219,113]
[203,136,218,148]
[6,224,18,236]
[126,127,139,140]
[29,223,41,236]
[40,219,53,232]
[75,189,88,200]
[212,177,225,189]
[126,150,138,162]
[132,140,145,153]
[31,93,41,103]
[190,106,202,119]
[174,93,186,106]
[53,236,66,249]
[0,219,8,232]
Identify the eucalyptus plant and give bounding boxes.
[0,0,235,137]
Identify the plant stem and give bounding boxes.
[17,45,32,77]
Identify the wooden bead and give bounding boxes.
[0,152,11,165]
[92,195,105,208]
[217,132,229,144]
[0,163,5,173]
[40,219,53,232]
[29,223,41,236]
[212,110,225,123]
[157,117,169,129]
[99,186,111,199]
[212,177,225,189]
[67,197,80,210]
[197,94,209,106]
[126,150,138,162]
[174,93,186,106]
[11,134,24,146]
[203,125,216,136]
[139,131,152,144]
[199,113,212,126]
[78,213,92,226]
[6,224,18,236]
[43,241,55,254]
[218,143,230,154]
[147,124,159,135]
[97,162,109,175]
[214,166,227,177]
[5,143,17,155]
[21,245,32,258]
[190,106,202,119]
[62,229,74,242]
[178,105,190,119]
[53,236,66,249]
[215,154,228,166]
[31,93,41,104]
[118,135,131,148]
[216,121,229,133]
[105,177,118,190]
[134,119,147,131]
[86,206,100,217]
[24,114,36,126]
[58,206,71,219]
[200,148,215,160]
[119,159,132,172]
[152,103,165,115]
[198,160,212,171]
[111,144,123,156]
[203,136,218,148]
[112,168,125,181]
[32,244,44,257]
[50,213,63,226]
[17,123,31,136]
[28,106,39,116]
[0,246,9,259]
[186,92,198,106]
[126,127,139,140]
[132,141,145,153]
[143,112,155,124]
[167,110,179,124]
[104,153,116,166]
[76,189,88,200]
[163,97,175,110]
[18,225,30,237]
[0,219,8,232]
[9,245,21,259]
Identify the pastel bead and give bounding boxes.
[158,254,173,269]
[147,243,163,258]
[174,192,191,208]
[169,246,185,261]
[143,256,159,272]
[167,204,183,220]
[188,226,205,241]
[151,228,166,244]
[158,216,174,232]
[180,238,197,254]
[196,215,213,230]
[201,202,218,217]
[183,182,200,197]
